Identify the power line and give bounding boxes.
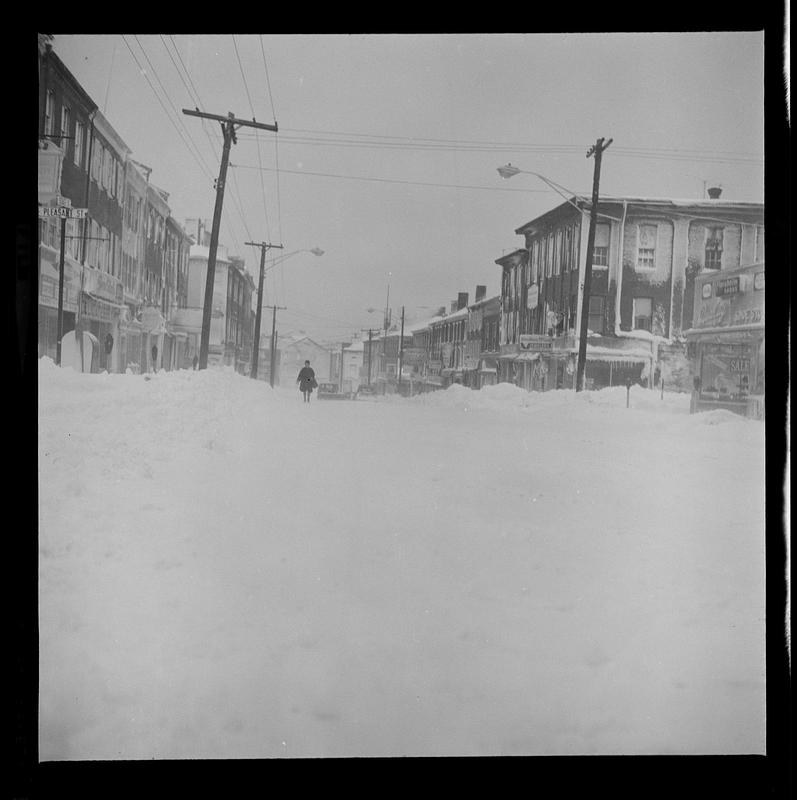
[229,163,560,193]
[131,35,216,181]
[259,34,282,244]
[232,35,273,247]
[235,129,763,164]
[121,35,215,184]
[231,35,256,117]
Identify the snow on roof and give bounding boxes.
[344,340,364,352]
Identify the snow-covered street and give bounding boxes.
[37,360,766,759]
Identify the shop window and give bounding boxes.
[633,297,653,331]
[588,295,605,334]
[74,120,85,168]
[593,223,610,268]
[636,224,657,270]
[754,226,765,262]
[44,90,55,136]
[705,226,723,270]
[60,105,70,152]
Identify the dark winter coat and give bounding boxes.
[297,366,317,393]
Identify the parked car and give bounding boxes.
[356,384,377,399]
[317,382,347,399]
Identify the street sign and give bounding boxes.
[38,205,88,219]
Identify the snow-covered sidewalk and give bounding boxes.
[38,360,766,758]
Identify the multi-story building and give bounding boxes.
[37,40,97,363]
[465,288,501,389]
[172,242,231,368]
[77,109,129,373]
[225,256,255,374]
[498,194,764,392]
[163,216,192,370]
[428,295,469,387]
[118,159,148,372]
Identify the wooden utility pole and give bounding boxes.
[183,109,278,369]
[397,305,405,393]
[360,328,374,386]
[264,304,286,388]
[55,217,66,367]
[576,137,612,392]
[246,241,283,379]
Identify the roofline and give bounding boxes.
[43,48,99,115]
[514,196,764,234]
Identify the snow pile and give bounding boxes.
[409,381,693,417]
[38,357,766,759]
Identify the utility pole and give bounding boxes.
[55,216,66,367]
[183,109,278,369]
[360,328,374,386]
[264,304,286,388]
[246,241,283,380]
[576,137,612,392]
[397,305,405,393]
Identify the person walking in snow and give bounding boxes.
[297,360,317,403]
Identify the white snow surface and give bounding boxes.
[38,358,766,759]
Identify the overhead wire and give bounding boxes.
[232,35,273,252]
[230,163,559,193]
[259,35,282,245]
[131,35,216,181]
[120,35,215,184]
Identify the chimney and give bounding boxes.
[450,301,458,314]
[457,292,469,310]
[475,285,487,302]
[707,186,722,199]
[437,306,446,317]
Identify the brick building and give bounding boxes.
[498,195,764,391]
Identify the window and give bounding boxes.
[44,90,55,136]
[60,105,70,151]
[593,223,610,268]
[92,142,102,183]
[74,120,85,168]
[554,230,563,275]
[633,297,653,331]
[705,226,724,270]
[588,295,605,334]
[754,225,765,262]
[636,225,657,270]
[569,294,578,330]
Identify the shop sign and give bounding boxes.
[401,347,426,365]
[526,283,539,310]
[38,146,63,202]
[83,267,123,302]
[80,294,117,323]
[140,305,165,333]
[428,359,442,372]
[729,358,751,373]
[519,334,554,351]
[695,297,731,329]
[715,276,740,297]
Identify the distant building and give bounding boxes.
[277,334,332,387]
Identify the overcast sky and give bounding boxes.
[51,33,764,342]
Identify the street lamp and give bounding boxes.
[496,161,600,391]
[251,247,324,383]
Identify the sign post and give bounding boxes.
[39,201,88,366]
